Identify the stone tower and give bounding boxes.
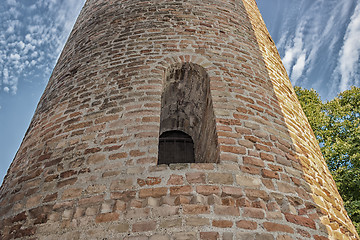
[0,0,358,239]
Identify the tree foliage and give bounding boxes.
[295,86,360,234]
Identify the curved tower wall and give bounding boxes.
[0,0,358,239]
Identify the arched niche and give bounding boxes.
[158,62,219,164]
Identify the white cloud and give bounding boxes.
[6,0,17,6]
[338,3,360,91]
[3,68,9,84]
[17,41,25,49]
[281,20,307,85]
[0,0,86,96]
[6,25,15,33]
[30,51,38,58]
[25,34,33,43]
[291,53,306,84]
[9,53,20,61]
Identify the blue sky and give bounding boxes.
[0,0,359,184]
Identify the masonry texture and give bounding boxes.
[0,0,358,239]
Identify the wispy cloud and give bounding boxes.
[281,21,307,85]
[271,0,358,99]
[338,2,360,91]
[0,0,85,95]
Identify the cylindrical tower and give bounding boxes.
[0,0,358,239]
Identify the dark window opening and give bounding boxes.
[158,130,195,165]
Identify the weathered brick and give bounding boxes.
[95,212,119,223]
[212,220,233,228]
[262,169,280,179]
[243,156,265,167]
[152,206,179,217]
[125,208,151,219]
[242,207,265,219]
[244,189,270,201]
[167,175,184,185]
[183,204,210,215]
[110,178,133,191]
[132,221,156,232]
[236,220,257,230]
[263,222,294,233]
[186,172,206,184]
[214,206,240,216]
[62,188,82,200]
[186,217,210,226]
[79,195,104,206]
[208,173,233,184]
[43,193,58,203]
[57,177,77,188]
[285,214,316,229]
[139,187,167,198]
[196,185,221,196]
[109,223,129,233]
[170,185,192,196]
[200,232,219,240]
[222,186,243,197]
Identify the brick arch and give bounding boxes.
[159,62,220,163]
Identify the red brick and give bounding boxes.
[242,207,265,219]
[167,174,184,185]
[262,169,280,179]
[183,205,210,214]
[12,212,27,223]
[60,170,77,179]
[84,147,101,154]
[186,172,206,183]
[109,152,127,160]
[236,220,257,230]
[95,212,119,223]
[263,222,294,233]
[79,195,104,206]
[244,189,270,201]
[139,187,167,198]
[240,165,261,175]
[145,177,162,186]
[213,220,233,228]
[62,188,82,200]
[222,186,243,197]
[243,156,265,167]
[57,177,77,188]
[43,193,58,203]
[285,213,316,229]
[314,235,329,240]
[130,150,145,157]
[196,185,221,196]
[169,185,192,196]
[220,145,246,154]
[260,152,275,161]
[200,232,219,240]
[110,191,136,201]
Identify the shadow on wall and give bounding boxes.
[158,63,220,164]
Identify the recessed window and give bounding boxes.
[158,130,195,165]
[158,63,220,164]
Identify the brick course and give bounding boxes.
[0,0,357,239]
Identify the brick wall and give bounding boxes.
[0,0,357,239]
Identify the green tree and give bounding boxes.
[295,86,360,234]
